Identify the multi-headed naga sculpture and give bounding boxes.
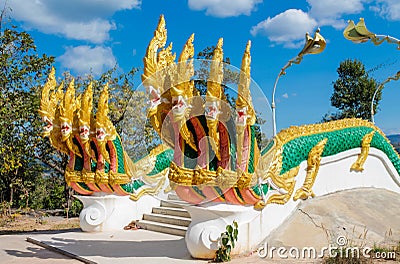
[40,15,400,211]
[140,15,400,208]
[39,68,170,200]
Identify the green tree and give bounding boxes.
[0,9,151,213]
[324,59,380,121]
[0,12,55,208]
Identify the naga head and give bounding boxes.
[39,67,62,136]
[96,83,109,142]
[236,40,255,127]
[170,34,195,122]
[170,86,189,122]
[59,79,77,142]
[78,82,93,143]
[148,85,162,109]
[172,95,187,118]
[95,83,117,163]
[205,38,224,121]
[204,99,220,120]
[96,83,116,142]
[236,106,248,127]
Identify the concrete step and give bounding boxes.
[152,206,191,218]
[143,213,191,227]
[167,193,181,201]
[137,220,187,237]
[160,200,189,209]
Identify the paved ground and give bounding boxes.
[1,188,399,264]
[1,229,318,264]
[1,229,207,264]
[0,231,80,264]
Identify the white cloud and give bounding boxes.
[307,0,364,26]
[282,93,289,99]
[371,0,400,21]
[250,1,400,49]
[251,9,317,48]
[7,0,141,43]
[188,0,262,17]
[307,0,366,29]
[58,46,116,76]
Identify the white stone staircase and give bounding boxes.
[136,193,191,236]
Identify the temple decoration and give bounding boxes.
[40,15,400,212]
[39,68,171,200]
[205,38,224,160]
[236,41,258,175]
[351,130,375,171]
[78,82,94,157]
[293,138,327,201]
[141,14,170,137]
[37,15,400,259]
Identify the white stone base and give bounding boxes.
[76,194,160,232]
[184,203,259,259]
[184,148,400,259]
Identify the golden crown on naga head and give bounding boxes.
[140,15,256,163]
[78,82,94,144]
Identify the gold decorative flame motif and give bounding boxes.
[351,131,375,171]
[39,15,400,210]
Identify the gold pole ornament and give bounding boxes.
[344,18,400,49]
[271,28,326,136]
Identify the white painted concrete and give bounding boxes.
[184,147,400,259]
[74,147,400,259]
[76,194,160,232]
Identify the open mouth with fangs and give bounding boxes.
[96,128,106,141]
[149,86,161,107]
[205,105,218,120]
[172,97,186,114]
[42,116,53,132]
[60,122,72,136]
[237,110,247,125]
[79,126,90,140]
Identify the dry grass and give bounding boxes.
[0,213,79,234]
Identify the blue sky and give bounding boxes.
[3,0,400,135]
